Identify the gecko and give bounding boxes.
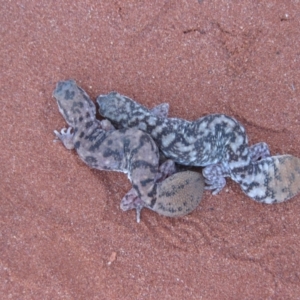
[97,92,300,203]
[53,80,204,222]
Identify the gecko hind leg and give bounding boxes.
[203,163,229,195]
[121,159,176,222]
[120,188,146,223]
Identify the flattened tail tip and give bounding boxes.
[242,154,300,204]
[155,171,204,217]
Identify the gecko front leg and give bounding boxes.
[54,119,115,149]
[54,127,74,150]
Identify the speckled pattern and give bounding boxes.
[241,154,300,203]
[2,0,300,298]
[98,93,300,203]
[53,80,204,222]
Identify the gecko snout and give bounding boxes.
[96,95,107,113]
[97,93,121,117]
[53,79,77,101]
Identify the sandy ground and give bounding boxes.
[1,1,300,299]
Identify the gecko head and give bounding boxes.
[96,92,134,126]
[53,79,96,127]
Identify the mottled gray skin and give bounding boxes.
[239,154,300,203]
[122,170,204,218]
[53,80,204,222]
[97,92,300,203]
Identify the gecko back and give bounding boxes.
[53,80,205,222]
[97,91,300,204]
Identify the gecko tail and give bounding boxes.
[240,154,300,204]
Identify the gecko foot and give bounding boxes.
[54,127,74,150]
[204,177,227,195]
[120,188,147,223]
[203,163,228,195]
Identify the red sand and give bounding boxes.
[1,1,300,299]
